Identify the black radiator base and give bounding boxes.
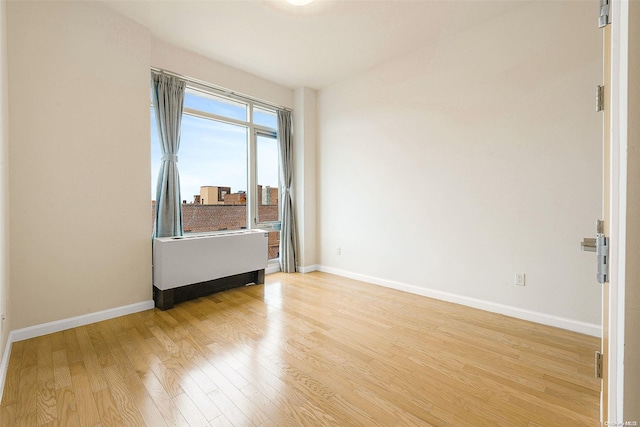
[153,269,265,310]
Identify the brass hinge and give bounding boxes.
[596,85,605,112]
[595,351,603,379]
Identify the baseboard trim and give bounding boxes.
[318,265,602,338]
[265,264,281,275]
[0,334,12,403]
[0,299,154,402]
[11,300,155,343]
[297,264,319,274]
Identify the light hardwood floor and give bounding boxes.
[1,272,600,426]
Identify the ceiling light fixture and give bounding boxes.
[285,0,314,6]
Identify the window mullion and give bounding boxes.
[183,108,248,128]
[247,126,258,228]
[247,104,257,230]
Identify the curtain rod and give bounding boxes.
[151,67,292,113]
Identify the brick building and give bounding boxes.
[199,186,230,205]
[259,185,278,206]
[151,201,280,259]
[223,191,246,205]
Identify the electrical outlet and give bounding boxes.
[336,247,341,255]
[515,273,526,286]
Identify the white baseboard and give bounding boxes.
[11,300,155,343]
[317,265,602,338]
[0,335,12,403]
[297,264,318,274]
[0,299,154,402]
[265,263,281,275]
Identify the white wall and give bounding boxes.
[0,0,10,361]
[7,1,152,329]
[294,87,317,270]
[317,1,602,326]
[4,2,297,332]
[151,39,293,109]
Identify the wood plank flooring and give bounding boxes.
[1,272,600,426]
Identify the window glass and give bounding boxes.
[256,133,279,224]
[179,115,248,233]
[253,107,277,129]
[266,231,280,261]
[184,90,247,122]
[151,86,283,262]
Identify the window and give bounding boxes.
[253,107,277,128]
[255,132,280,260]
[183,90,247,121]
[256,132,279,223]
[151,86,281,259]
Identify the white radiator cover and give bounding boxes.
[153,230,269,291]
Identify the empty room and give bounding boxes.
[0,0,638,426]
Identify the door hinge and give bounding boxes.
[596,234,609,283]
[595,351,603,379]
[599,0,611,28]
[596,85,604,112]
[596,219,609,284]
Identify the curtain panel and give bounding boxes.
[277,109,298,273]
[151,72,186,238]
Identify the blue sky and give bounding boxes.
[151,93,278,202]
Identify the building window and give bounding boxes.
[151,86,281,259]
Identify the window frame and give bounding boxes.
[251,128,280,232]
[151,83,281,236]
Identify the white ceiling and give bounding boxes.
[101,0,531,90]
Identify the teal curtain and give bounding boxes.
[151,72,186,238]
[277,110,298,272]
